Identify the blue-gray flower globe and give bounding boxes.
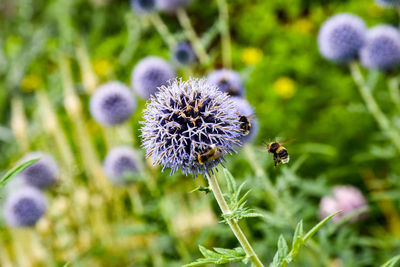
[157,0,192,13]
[141,78,242,176]
[360,25,400,71]
[17,152,59,189]
[103,146,141,185]
[3,187,47,227]
[90,81,136,126]
[207,69,244,97]
[131,56,176,99]
[375,0,400,8]
[130,0,156,14]
[172,42,196,66]
[318,13,366,63]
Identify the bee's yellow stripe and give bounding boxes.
[276,146,285,153]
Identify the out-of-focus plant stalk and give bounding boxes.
[388,77,400,112]
[148,13,177,49]
[350,62,400,152]
[176,8,210,65]
[10,97,29,153]
[216,0,231,68]
[76,38,98,95]
[207,173,264,267]
[59,55,112,199]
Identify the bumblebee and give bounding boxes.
[238,114,256,136]
[266,141,290,168]
[196,144,223,164]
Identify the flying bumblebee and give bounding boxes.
[195,144,223,164]
[238,114,256,136]
[266,141,290,168]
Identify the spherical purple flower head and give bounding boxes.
[17,152,59,189]
[3,187,46,227]
[319,185,368,223]
[231,97,258,143]
[156,0,192,13]
[131,56,176,99]
[130,0,156,14]
[90,81,136,126]
[207,69,244,97]
[103,146,142,185]
[375,0,400,8]
[141,78,242,177]
[172,42,196,66]
[318,13,366,63]
[360,25,400,71]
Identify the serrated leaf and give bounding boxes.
[238,188,251,206]
[292,220,304,249]
[270,251,280,267]
[223,168,236,195]
[213,247,242,257]
[381,255,400,267]
[199,245,219,259]
[190,186,211,194]
[0,158,39,187]
[303,211,340,242]
[277,235,288,263]
[185,246,246,266]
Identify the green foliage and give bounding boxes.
[183,245,247,266]
[0,158,39,188]
[382,255,400,267]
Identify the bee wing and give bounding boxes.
[275,137,296,146]
[247,114,257,120]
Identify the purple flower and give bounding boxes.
[172,42,196,66]
[231,97,258,143]
[360,25,400,71]
[318,13,366,63]
[3,187,47,227]
[131,56,176,99]
[90,81,136,126]
[207,69,244,97]
[319,185,368,223]
[17,152,59,189]
[375,0,400,8]
[103,146,142,185]
[130,0,156,14]
[141,78,242,176]
[156,0,192,13]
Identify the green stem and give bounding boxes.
[176,8,210,65]
[148,13,177,49]
[349,62,400,152]
[216,0,231,68]
[207,174,264,267]
[388,77,400,112]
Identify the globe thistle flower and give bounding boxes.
[207,69,244,97]
[90,81,136,126]
[103,146,142,185]
[17,152,59,189]
[319,185,368,223]
[172,42,196,66]
[360,25,400,71]
[131,56,176,99]
[3,187,47,227]
[156,0,192,13]
[317,13,366,63]
[231,97,258,143]
[141,78,242,176]
[375,0,400,8]
[130,0,156,14]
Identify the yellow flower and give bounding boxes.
[20,74,42,93]
[93,59,112,77]
[273,76,296,99]
[241,47,263,65]
[293,18,314,35]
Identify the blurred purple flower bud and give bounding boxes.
[207,69,244,97]
[131,56,176,99]
[360,25,400,71]
[3,187,46,227]
[172,42,196,66]
[318,13,366,63]
[130,0,156,14]
[90,81,136,126]
[156,0,192,13]
[375,0,400,8]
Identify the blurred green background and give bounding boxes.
[1,0,400,266]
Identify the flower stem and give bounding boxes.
[216,0,232,68]
[176,8,210,65]
[148,13,177,49]
[388,76,400,112]
[207,173,264,267]
[349,61,400,152]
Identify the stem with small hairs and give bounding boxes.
[207,173,264,267]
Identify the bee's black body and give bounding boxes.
[266,142,290,167]
[239,115,251,136]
